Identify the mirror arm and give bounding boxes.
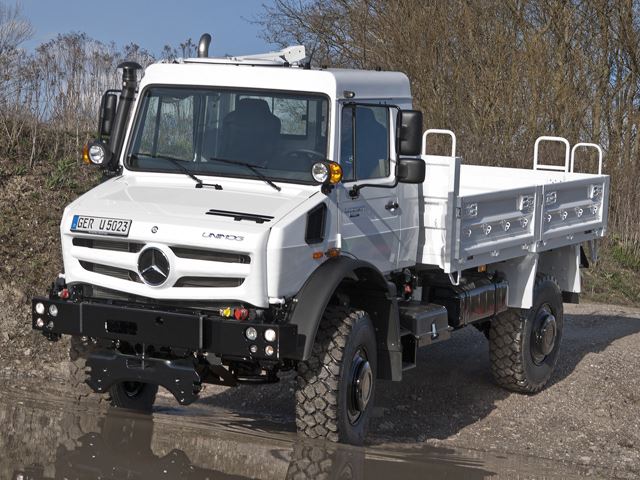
[349,160,399,198]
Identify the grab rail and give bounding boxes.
[533,136,570,172]
[422,129,456,157]
[570,143,603,174]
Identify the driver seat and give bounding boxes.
[221,99,281,165]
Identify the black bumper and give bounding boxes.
[32,297,298,360]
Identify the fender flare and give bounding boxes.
[288,256,402,380]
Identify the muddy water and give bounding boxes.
[0,387,587,479]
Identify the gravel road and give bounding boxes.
[192,303,640,478]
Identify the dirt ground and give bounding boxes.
[1,168,640,477]
[1,302,638,479]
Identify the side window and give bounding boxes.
[340,104,390,181]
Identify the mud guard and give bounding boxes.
[288,256,403,381]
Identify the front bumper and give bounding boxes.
[32,297,298,360]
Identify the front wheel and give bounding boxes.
[109,381,158,412]
[295,307,377,445]
[490,275,564,393]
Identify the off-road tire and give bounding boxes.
[109,382,158,412]
[295,306,377,445]
[68,336,106,404]
[490,275,564,393]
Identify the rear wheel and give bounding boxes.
[490,275,563,393]
[109,381,158,412]
[295,306,377,445]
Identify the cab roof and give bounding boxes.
[141,61,412,103]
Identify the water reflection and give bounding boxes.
[3,394,493,479]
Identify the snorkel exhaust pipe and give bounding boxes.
[106,61,142,171]
[198,33,212,58]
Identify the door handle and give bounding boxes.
[385,201,399,211]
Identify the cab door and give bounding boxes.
[336,103,401,273]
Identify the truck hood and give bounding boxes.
[60,175,319,307]
[65,175,316,235]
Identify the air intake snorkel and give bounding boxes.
[105,61,142,172]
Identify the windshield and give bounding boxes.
[126,87,329,184]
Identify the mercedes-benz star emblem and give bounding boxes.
[137,248,170,286]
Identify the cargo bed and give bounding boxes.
[418,132,610,275]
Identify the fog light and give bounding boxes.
[35,303,45,315]
[48,304,58,317]
[245,327,258,341]
[35,318,44,329]
[249,344,258,354]
[264,329,276,342]
[265,345,275,356]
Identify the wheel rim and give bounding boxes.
[347,347,373,425]
[122,381,144,398]
[530,304,557,365]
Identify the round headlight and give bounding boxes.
[35,303,45,315]
[264,328,276,342]
[245,327,258,341]
[48,304,58,317]
[311,162,329,183]
[88,142,107,165]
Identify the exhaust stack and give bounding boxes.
[198,33,212,58]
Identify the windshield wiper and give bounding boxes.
[129,153,222,190]
[208,157,281,192]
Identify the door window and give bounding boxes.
[340,105,390,181]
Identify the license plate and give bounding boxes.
[71,215,131,237]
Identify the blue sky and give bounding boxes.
[20,0,275,56]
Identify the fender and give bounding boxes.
[288,256,403,381]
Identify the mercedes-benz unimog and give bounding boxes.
[32,34,610,445]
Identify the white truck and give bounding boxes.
[32,34,610,445]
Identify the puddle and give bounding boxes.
[0,387,594,479]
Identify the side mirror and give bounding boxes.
[396,110,423,156]
[397,157,425,183]
[98,91,118,139]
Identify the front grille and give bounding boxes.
[73,238,250,291]
[81,285,230,311]
[73,238,144,253]
[80,261,142,283]
[170,247,250,264]
[173,277,244,288]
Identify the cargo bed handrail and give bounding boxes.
[533,136,570,172]
[570,143,603,175]
[422,129,456,158]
